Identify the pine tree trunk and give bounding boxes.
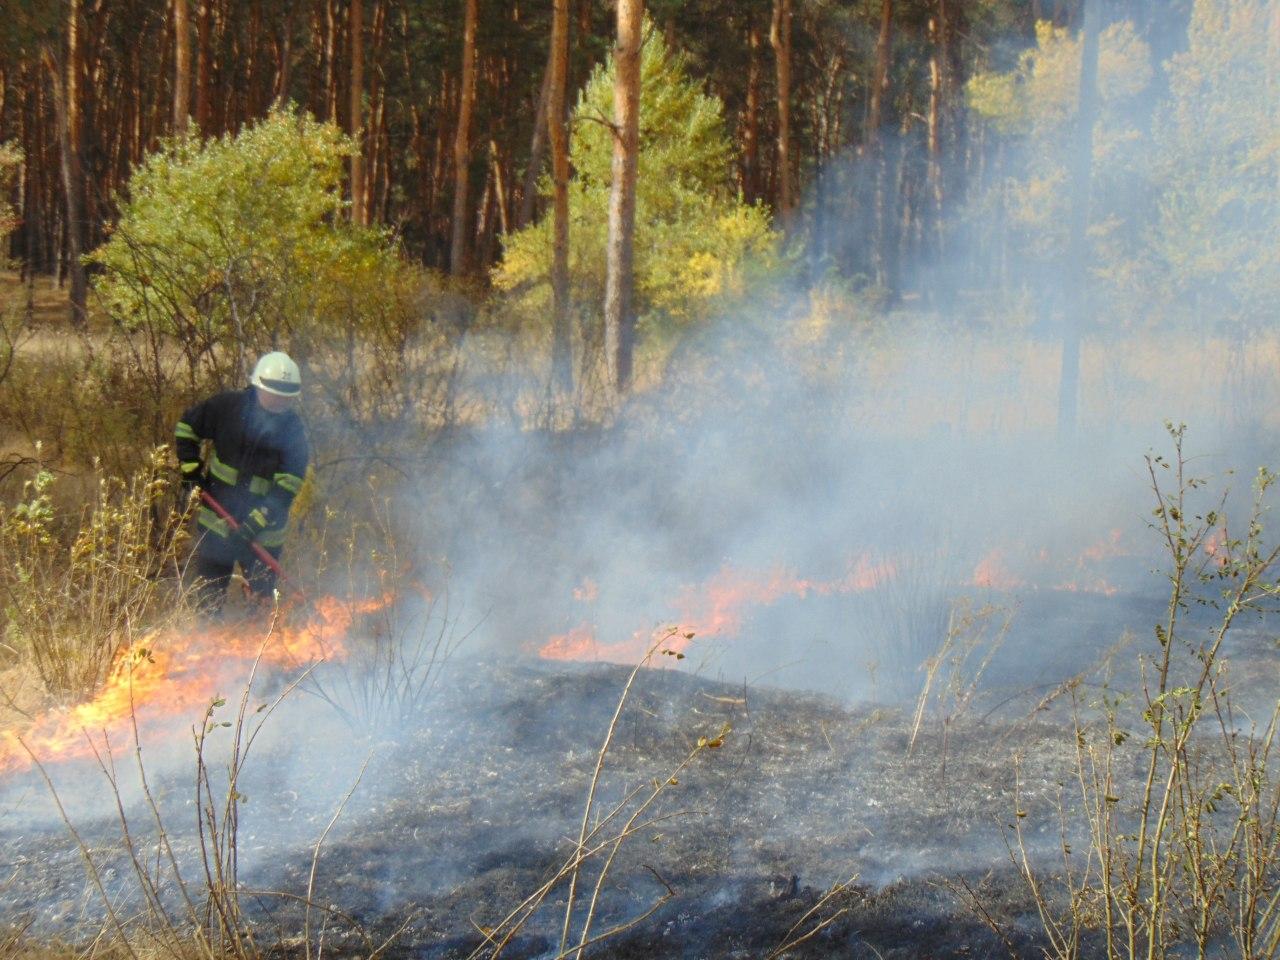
[517,52,553,230]
[43,37,87,327]
[449,0,478,275]
[742,22,761,204]
[867,0,893,297]
[195,0,211,130]
[604,0,641,394]
[1057,0,1099,436]
[548,0,572,391]
[324,0,339,123]
[173,0,191,131]
[349,0,365,224]
[364,0,386,216]
[274,6,293,108]
[50,0,87,325]
[926,4,944,277]
[769,0,792,226]
[867,0,891,142]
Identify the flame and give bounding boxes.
[540,533,1138,666]
[539,556,895,664]
[1203,528,1230,568]
[972,549,1026,591]
[1080,528,1127,563]
[0,592,392,776]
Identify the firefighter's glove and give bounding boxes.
[236,507,271,547]
[178,462,204,496]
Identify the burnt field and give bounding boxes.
[2,584,1275,960]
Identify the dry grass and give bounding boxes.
[0,447,195,705]
[992,427,1280,958]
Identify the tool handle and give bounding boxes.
[198,489,291,584]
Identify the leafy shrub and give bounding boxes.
[88,108,409,393]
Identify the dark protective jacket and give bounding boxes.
[175,388,308,550]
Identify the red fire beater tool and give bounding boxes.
[198,489,306,601]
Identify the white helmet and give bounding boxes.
[251,351,302,396]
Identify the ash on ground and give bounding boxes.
[2,623,1274,959]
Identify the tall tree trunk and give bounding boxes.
[245,0,263,119]
[349,0,365,223]
[324,0,339,122]
[769,0,792,226]
[866,0,892,143]
[742,21,761,204]
[604,0,642,394]
[1058,0,1099,436]
[363,0,386,215]
[43,35,87,326]
[517,52,553,230]
[548,0,572,391]
[274,6,293,108]
[173,0,191,131]
[926,3,945,275]
[867,0,893,296]
[449,0,479,275]
[54,0,87,324]
[489,139,509,235]
[195,0,212,130]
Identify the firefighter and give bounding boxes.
[175,351,309,614]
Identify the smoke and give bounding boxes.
[387,0,1280,702]
[4,4,1278,948]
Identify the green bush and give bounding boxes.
[88,108,408,392]
[493,20,784,361]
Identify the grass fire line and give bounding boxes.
[3,533,1133,776]
[540,537,1129,665]
[0,593,392,775]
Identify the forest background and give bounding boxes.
[0,0,1277,458]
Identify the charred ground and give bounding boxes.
[10,583,1273,959]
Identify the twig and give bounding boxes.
[559,630,674,955]
[305,755,372,960]
[936,874,1020,960]
[18,737,143,960]
[764,877,857,960]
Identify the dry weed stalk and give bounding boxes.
[467,628,731,960]
[22,617,401,960]
[998,425,1280,959]
[0,446,193,702]
[763,875,859,960]
[908,598,1012,764]
[290,488,469,732]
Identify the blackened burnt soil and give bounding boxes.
[2,651,1141,959]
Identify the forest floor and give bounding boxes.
[2,608,1276,959]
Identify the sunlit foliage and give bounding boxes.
[1153,0,1280,325]
[89,109,406,383]
[966,20,1155,271]
[494,21,783,349]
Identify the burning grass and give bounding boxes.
[1,597,1277,958]
[0,652,1092,959]
[0,591,393,775]
[2,430,1279,959]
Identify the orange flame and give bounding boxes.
[0,593,392,776]
[972,549,1026,591]
[539,555,895,664]
[1203,528,1230,569]
[540,532,1138,665]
